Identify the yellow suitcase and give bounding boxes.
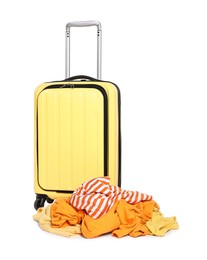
[34,21,121,209]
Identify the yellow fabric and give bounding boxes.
[50,198,84,228]
[112,200,159,238]
[146,207,179,236]
[33,205,81,237]
[81,202,120,238]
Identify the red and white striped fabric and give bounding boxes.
[69,177,152,219]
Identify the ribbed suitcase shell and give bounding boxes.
[34,80,121,201]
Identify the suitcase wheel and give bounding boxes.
[46,197,54,204]
[34,194,54,210]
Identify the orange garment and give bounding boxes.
[81,202,120,238]
[33,205,81,237]
[112,200,159,238]
[50,198,85,228]
[70,177,152,219]
[81,199,159,238]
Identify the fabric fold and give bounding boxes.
[146,207,179,236]
[69,177,153,219]
[81,202,120,238]
[112,200,159,238]
[33,205,81,237]
[50,198,84,228]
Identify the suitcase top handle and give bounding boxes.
[66,20,101,31]
[65,20,102,80]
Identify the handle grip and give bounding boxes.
[66,21,101,31]
[65,20,102,80]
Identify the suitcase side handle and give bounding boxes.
[65,20,102,80]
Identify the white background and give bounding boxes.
[0,0,206,259]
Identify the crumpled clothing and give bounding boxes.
[33,178,179,238]
[81,199,159,238]
[81,202,120,238]
[50,198,85,228]
[69,177,152,219]
[146,207,179,236]
[81,198,178,239]
[33,205,81,237]
[34,199,178,238]
[112,199,159,238]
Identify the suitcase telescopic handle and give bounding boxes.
[65,20,102,79]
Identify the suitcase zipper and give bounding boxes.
[60,84,74,88]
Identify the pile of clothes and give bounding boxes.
[33,177,179,238]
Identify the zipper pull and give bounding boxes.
[60,84,75,88]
